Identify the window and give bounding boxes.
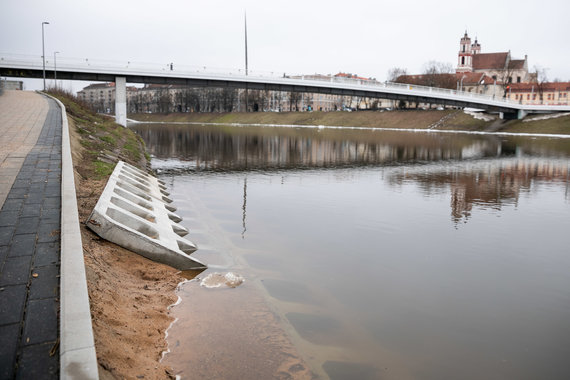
[463,45,465,53]
[461,56,465,65]
[547,94,551,100]
[527,94,530,100]
[492,75,497,81]
[508,77,512,83]
[517,76,521,83]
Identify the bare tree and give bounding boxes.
[387,67,407,82]
[532,66,548,104]
[288,91,301,111]
[156,88,171,113]
[499,56,520,96]
[422,61,455,88]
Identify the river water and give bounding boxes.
[132,123,570,380]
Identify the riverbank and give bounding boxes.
[130,109,570,135]
[49,90,183,379]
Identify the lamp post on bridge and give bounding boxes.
[244,11,249,113]
[460,74,466,93]
[53,51,60,90]
[42,21,49,91]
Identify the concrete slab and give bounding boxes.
[87,161,206,270]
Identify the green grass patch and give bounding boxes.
[100,135,117,145]
[501,115,570,135]
[94,161,115,178]
[46,88,151,181]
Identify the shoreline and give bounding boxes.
[128,109,570,136]
[129,119,570,139]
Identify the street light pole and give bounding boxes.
[53,51,59,89]
[42,21,49,91]
[244,11,249,112]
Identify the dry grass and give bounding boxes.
[131,109,570,134]
[131,109,458,129]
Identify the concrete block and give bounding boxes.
[87,161,205,270]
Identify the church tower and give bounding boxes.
[471,37,481,55]
[457,31,473,73]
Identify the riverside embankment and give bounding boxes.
[49,90,185,380]
[130,109,570,135]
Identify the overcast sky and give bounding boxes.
[2,0,569,92]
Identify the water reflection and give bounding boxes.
[387,158,570,223]
[132,123,539,171]
[241,177,247,238]
[134,123,570,380]
[132,123,570,225]
[132,124,570,173]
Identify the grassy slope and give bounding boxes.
[130,110,570,135]
[497,115,570,135]
[131,110,466,129]
[49,89,149,177]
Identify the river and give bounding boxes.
[131,122,570,380]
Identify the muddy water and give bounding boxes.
[132,123,570,380]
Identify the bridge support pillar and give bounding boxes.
[115,76,127,127]
[499,111,519,120]
[517,110,528,119]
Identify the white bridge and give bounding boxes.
[2,53,569,126]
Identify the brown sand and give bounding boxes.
[69,117,186,379]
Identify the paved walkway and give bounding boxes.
[0,91,49,208]
[0,90,61,379]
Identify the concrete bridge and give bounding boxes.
[2,53,569,126]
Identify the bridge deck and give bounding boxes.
[2,54,569,115]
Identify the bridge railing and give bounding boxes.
[290,73,517,106]
[0,52,518,107]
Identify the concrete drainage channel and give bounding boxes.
[87,161,206,270]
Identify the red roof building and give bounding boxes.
[456,32,530,84]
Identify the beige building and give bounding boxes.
[287,73,391,111]
[77,82,116,113]
[506,82,570,105]
[77,82,137,113]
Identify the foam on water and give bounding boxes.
[200,272,245,288]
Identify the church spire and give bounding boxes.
[457,31,473,73]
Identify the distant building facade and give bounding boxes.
[77,82,137,113]
[77,83,116,113]
[506,82,570,105]
[78,73,394,114]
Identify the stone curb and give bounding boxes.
[41,93,99,380]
